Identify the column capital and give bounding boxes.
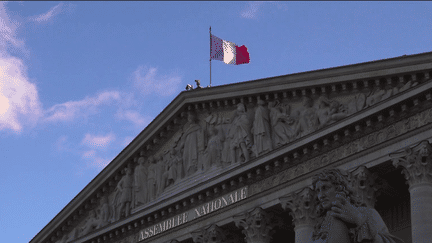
[280,187,317,227]
[233,207,274,243]
[390,140,432,187]
[191,224,227,243]
[348,166,379,208]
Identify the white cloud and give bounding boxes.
[44,91,122,122]
[0,2,42,133]
[116,109,151,129]
[30,3,64,23]
[81,133,116,150]
[132,65,182,97]
[240,2,264,19]
[79,149,111,173]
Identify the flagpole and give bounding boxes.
[209,26,212,87]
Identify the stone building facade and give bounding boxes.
[31,51,432,243]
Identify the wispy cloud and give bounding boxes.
[240,2,264,19]
[43,91,122,123]
[115,109,151,129]
[0,2,42,133]
[81,133,116,150]
[79,133,116,172]
[132,65,182,97]
[29,3,75,24]
[79,150,111,174]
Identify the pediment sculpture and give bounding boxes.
[69,80,418,239]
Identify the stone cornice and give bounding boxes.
[31,52,432,243]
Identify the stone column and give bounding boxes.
[390,140,432,243]
[348,165,379,208]
[191,224,227,243]
[280,187,317,243]
[233,207,274,243]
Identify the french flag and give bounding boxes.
[211,34,250,65]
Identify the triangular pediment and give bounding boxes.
[32,52,432,243]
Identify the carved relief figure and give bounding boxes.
[365,87,387,108]
[147,156,156,202]
[268,101,296,147]
[228,103,252,163]
[311,168,404,243]
[80,210,103,237]
[162,148,181,188]
[203,127,222,170]
[216,116,233,166]
[252,99,273,157]
[155,155,165,196]
[316,97,347,128]
[112,167,133,221]
[99,195,111,226]
[177,112,204,176]
[133,157,148,208]
[296,96,320,136]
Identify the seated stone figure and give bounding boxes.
[312,169,404,243]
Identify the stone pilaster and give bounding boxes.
[280,187,317,243]
[191,224,227,243]
[348,165,379,208]
[233,207,273,243]
[390,140,432,243]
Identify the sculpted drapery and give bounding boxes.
[268,101,295,148]
[178,112,204,176]
[253,99,273,157]
[133,157,148,208]
[228,103,252,163]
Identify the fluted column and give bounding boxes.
[233,207,273,243]
[348,165,379,208]
[280,187,317,243]
[390,140,432,243]
[191,224,227,243]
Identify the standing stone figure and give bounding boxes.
[228,103,252,163]
[99,195,110,226]
[147,156,157,202]
[217,116,233,166]
[112,167,133,221]
[296,96,320,137]
[162,148,180,188]
[316,96,334,129]
[133,157,148,208]
[204,126,223,170]
[155,155,165,196]
[177,112,204,176]
[252,99,273,157]
[311,168,404,243]
[268,101,296,147]
[172,148,184,182]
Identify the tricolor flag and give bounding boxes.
[210,34,250,65]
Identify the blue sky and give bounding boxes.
[1,2,432,242]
